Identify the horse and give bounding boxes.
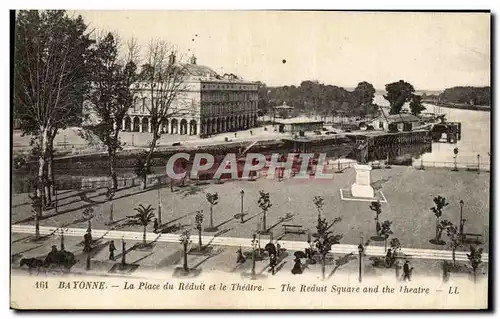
[44,250,78,273]
[19,258,44,275]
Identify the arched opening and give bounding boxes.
[229,116,234,131]
[245,115,250,128]
[133,117,140,132]
[189,120,197,135]
[163,119,169,133]
[141,117,149,133]
[211,118,216,134]
[253,114,258,127]
[124,117,131,132]
[221,117,226,132]
[180,119,188,135]
[171,119,178,134]
[216,118,221,133]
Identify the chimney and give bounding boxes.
[190,54,197,65]
[169,52,176,65]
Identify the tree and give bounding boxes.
[383,80,415,114]
[379,220,393,251]
[179,230,192,272]
[369,201,382,235]
[29,192,42,240]
[205,192,219,231]
[352,81,376,116]
[14,10,93,209]
[83,32,139,191]
[82,206,94,235]
[194,210,204,250]
[441,220,461,267]
[467,245,483,283]
[409,94,426,115]
[312,196,324,219]
[258,191,272,233]
[137,41,189,189]
[128,204,155,244]
[431,196,449,244]
[314,215,343,281]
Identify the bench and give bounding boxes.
[282,224,306,235]
[462,233,483,243]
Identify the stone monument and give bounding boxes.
[351,164,374,198]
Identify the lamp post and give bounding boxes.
[459,200,465,240]
[240,190,245,223]
[358,242,364,283]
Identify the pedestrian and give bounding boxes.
[234,132,237,138]
[276,243,281,257]
[109,240,116,260]
[153,218,159,233]
[250,130,253,136]
[403,260,413,281]
[269,253,277,275]
[385,249,393,267]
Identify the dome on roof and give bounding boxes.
[184,64,219,78]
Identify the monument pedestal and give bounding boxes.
[351,164,374,198]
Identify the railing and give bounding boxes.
[412,159,490,172]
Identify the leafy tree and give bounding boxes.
[409,94,426,115]
[314,215,343,281]
[205,192,219,231]
[194,210,204,250]
[431,196,449,243]
[441,220,461,267]
[84,32,139,191]
[352,81,376,116]
[467,245,483,283]
[14,10,93,209]
[439,86,490,105]
[179,230,192,272]
[258,191,272,233]
[379,220,393,251]
[137,42,189,189]
[128,204,155,244]
[383,80,415,114]
[369,201,382,235]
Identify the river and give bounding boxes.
[373,94,491,166]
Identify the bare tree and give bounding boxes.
[136,40,190,189]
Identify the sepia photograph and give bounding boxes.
[9,9,491,310]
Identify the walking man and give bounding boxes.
[109,240,116,260]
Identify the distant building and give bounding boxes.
[275,118,324,134]
[368,114,424,131]
[273,102,294,119]
[86,53,259,137]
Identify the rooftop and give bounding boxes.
[275,118,324,124]
[372,113,423,123]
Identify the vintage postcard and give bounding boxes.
[10,10,490,310]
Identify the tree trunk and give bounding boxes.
[435,218,439,240]
[34,208,40,240]
[60,232,65,251]
[252,249,256,276]
[210,206,214,228]
[142,134,160,190]
[322,255,326,281]
[109,202,114,224]
[198,229,202,250]
[143,224,147,245]
[109,148,118,191]
[263,210,267,232]
[452,247,456,267]
[37,128,48,217]
[87,219,92,235]
[473,268,477,284]
[183,243,188,272]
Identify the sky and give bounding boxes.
[75,11,490,91]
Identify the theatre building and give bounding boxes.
[120,54,259,137]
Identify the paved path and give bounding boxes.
[12,224,488,263]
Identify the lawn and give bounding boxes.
[12,166,490,252]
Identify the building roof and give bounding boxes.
[274,102,294,110]
[372,113,422,123]
[275,118,324,125]
[184,64,219,78]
